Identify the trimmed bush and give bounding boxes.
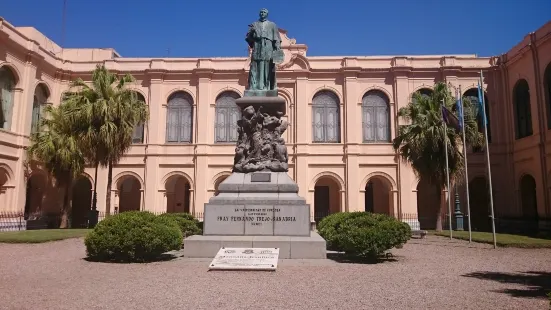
[84,211,182,262]
[158,213,202,238]
[159,212,197,222]
[318,212,412,258]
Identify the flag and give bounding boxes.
[455,89,464,131]
[477,83,487,128]
[442,105,461,132]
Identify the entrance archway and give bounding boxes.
[313,176,341,223]
[520,174,538,219]
[24,174,47,217]
[416,177,441,230]
[165,175,190,213]
[469,177,490,231]
[118,176,141,212]
[0,167,9,208]
[71,177,92,228]
[364,176,392,215]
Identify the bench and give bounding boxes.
[412,230,428,238]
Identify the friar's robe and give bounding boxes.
[246,20,282,91]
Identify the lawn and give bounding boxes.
[433,230,551,248]
[0,229,91,243]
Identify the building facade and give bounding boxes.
[1,17,551,230]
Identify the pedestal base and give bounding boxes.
[183,232,327,259]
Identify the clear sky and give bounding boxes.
[2,0,550,58]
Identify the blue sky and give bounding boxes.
[2,0,550,58]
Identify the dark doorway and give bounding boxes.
[71,177,92,228]
[365,181,374,212]
[314,185,330,223]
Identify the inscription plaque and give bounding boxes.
[209,247,279,271]
[251,173,271,182]
[203,203,309,236]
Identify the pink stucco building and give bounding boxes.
[1,16,550,231]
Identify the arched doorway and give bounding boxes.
[165,175,190,213]
[416,177,441,230]
[519,174,538,233]
[118,176,141,213]
[313,176,341,223]
[0,168,9,208]
[364,176,392,215]
[520,175,538,219]
[213,175,229,196]
[469,177,490,232]
[71,177,92,228]
[24,174,47,217]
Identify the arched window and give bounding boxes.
[0,67,16,130]
[214,91,241,143]
[463,88,491,143]
[166,92,193,143]
[31,84,49,134]
[312,90,340,143]
[412,88,433,104]
[544,63,551,129]
[132,93,146,144]
[513,79,533,139]
[362,90,390,142]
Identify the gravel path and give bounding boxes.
[0,235,550,310]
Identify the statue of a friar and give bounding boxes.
[245,8,283,96]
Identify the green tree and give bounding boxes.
[63,64,149,218]
[26,103,85,228]
[392,82,483,231]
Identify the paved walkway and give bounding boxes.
[0,235,549,309]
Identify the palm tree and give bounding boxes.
[27,103,85,228]
[63,65,148,220]
[392,82,483,231]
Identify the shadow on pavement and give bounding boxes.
[462,271,551,299]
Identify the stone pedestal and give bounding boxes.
[183,172,327,259]
[183,95,326,259]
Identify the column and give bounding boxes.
[144,75,163,210]
[340,190,346,212]
[160,190,167,214]
[408,189,421,230]
[295,77,309,199]
[343,71,360,213]
[189,189,195,214]
[113,190,119,214]
[12,87,27,212]
[390,189,399,217]
[140,189,145,212]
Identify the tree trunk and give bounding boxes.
[105,160,113,215]
[91,162,99,211]
[59,176,72,229]
[435,185,443,231]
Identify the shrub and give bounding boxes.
[318,212,412,258]
[159,212,197,222]
[158,213,202,238]
[84,211,182,262]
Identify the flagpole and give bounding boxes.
[442,101,453,239]
[459,86,472,243]
[480,70,497,249]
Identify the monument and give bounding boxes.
[183,8,326,259]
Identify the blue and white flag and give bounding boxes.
[477,83,487,128]
[455,89,463,131]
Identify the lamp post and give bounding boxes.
[454,184,464,231]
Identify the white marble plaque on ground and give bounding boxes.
[208,247,279,271]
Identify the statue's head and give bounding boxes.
[259,8,268,21]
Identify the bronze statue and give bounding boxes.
[245,8,282,97]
